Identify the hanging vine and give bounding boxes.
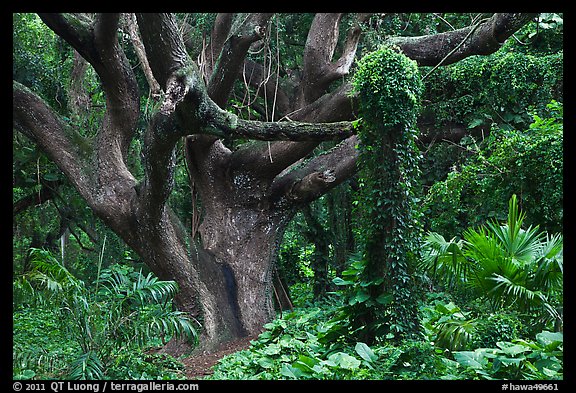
[342,45,424,343]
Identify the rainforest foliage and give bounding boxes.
[13,13,562,381]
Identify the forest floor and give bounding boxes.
[180,335,256,379]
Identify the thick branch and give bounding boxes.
[299,13,368,106]
[332,13,371,76]
[241,59,291,119]
[136,13,190,89]
[227,81,357,182]
[40,13,140,160]
[299,13,343,105]
[37,13,94,61]
[13,181,60,216]
[271,136,359,204]
[138,113,181,220]
[207,13,274,107]
[125,13,161,96]
[203,13,234,80]
[203,112,355,142]
[13,82,95,205]
[388,13,538,66]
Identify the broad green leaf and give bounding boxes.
[453,351,487,369]
[375,293,393,305]
[496,342,530,357]
[263,343,281,356]
[349,289,370,305]
[355,342,378,363]
[292,354,319,373]
[257,356,274,369]
[536,331,563,349]
[332,277,353,286]
[279,334,293,347]
[280,363,301,379]
[327,352,361,370]
[535,358,562,375]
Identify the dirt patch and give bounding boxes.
[181,335,257,379]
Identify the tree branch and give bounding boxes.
[207,13,274,107]
[136,13,190,89]
[138,113,181,220]
[202,111,355,142]
[13,180,60,217]
[13,82,96,204]
[240,59,291,119]
[387,13,538,66]
[37,13,94,61]
[39,13,140,165]
[298,13,368,106]
[226,79,358,183]
[299,13,344,105]
[271,136,359,204]
[124,13,162,96]
[202,13,233,80]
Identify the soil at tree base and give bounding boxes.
[180,335,257,379]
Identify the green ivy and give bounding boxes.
[421,50,563,131]
[334,46,424,342]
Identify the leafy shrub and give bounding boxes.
[423,101,563,236]
[209,301,465,380]
[13,307,78,379]
[454,331,563,380]
[472,312,528,349]
[422,50,563,132]
[420,299,477,351]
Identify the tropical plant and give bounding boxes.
[421,195,563,331]
[13,249,199,379]
[420,232,467,290]
[463,195,563,327]
[209,300,466,380]
[420,300,477,351]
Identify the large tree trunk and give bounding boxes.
[180,134,299,349]
[196,201,288,337]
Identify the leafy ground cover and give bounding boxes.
[202,294,562,380]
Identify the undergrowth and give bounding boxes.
[207,293,563,380]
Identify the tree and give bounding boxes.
[13,13,537,351]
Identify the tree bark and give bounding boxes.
[387,13,538,66]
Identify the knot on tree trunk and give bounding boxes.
[160,72,192,115]
[288,169,336,202]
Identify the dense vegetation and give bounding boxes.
[13,13,562,381]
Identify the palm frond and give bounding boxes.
[420,232,469,288]
[435,318,477,351]
[132,306,200,347]
[68,351,104,380]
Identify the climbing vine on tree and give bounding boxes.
[337,46,424,343]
